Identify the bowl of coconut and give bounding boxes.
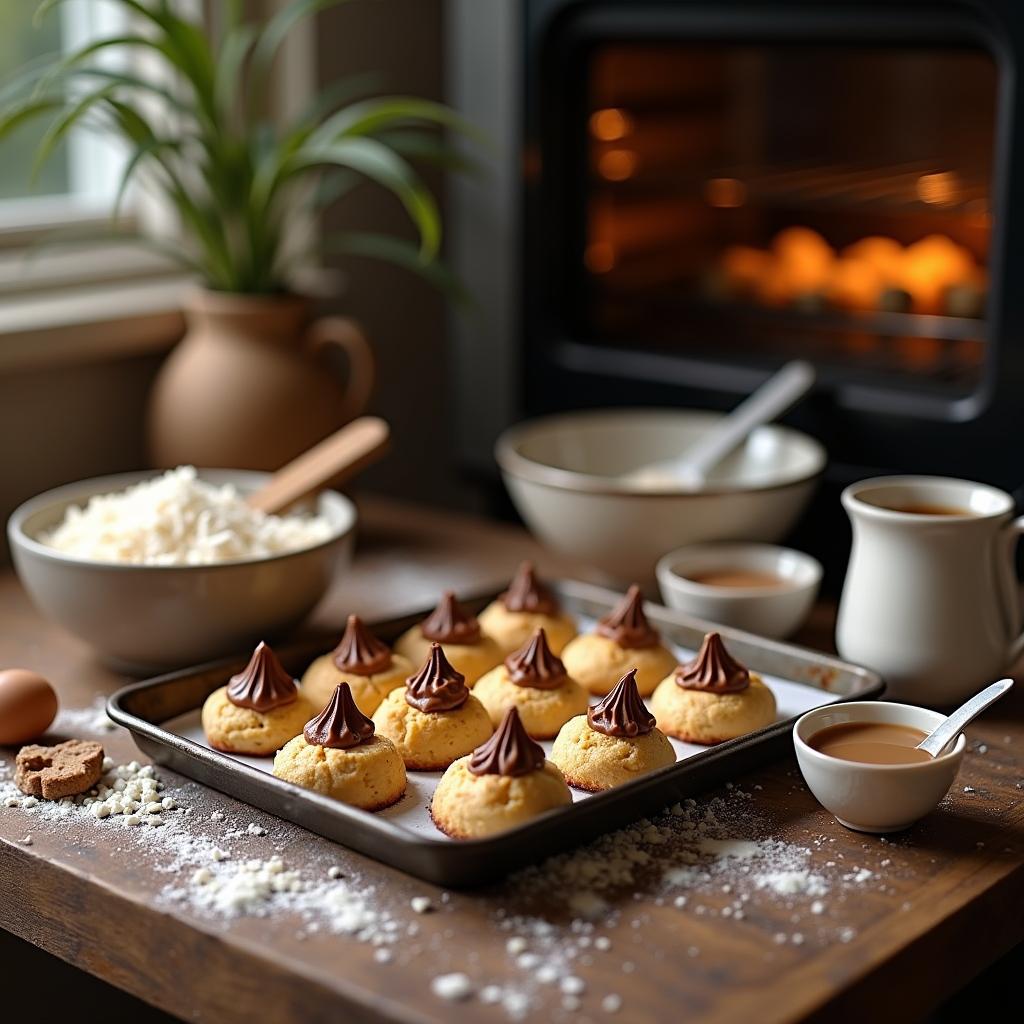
[8,466,356,673]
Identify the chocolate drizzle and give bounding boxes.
[332,614,393,675]
[500,562,558,615]
[675,632,750,694]
[587,669,657,737]
[420,591,481,645]
[596,585,659,649]
[504,628,567,690]
[405,643,470,713]
[468,707,545,777]
[303,683,375,749]
[226,642,297,711]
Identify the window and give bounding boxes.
[0,1,127,235]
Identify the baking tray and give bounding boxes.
[107,579,883,887]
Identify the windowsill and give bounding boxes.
[0,275,191,373]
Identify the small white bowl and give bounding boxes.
[656,542,822,638]
[793,701,965,833]
[8,469,356,674]
[496,409,826,582]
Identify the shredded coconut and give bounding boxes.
[42,466,332,565]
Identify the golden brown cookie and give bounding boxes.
[649,632,777,744]
[394,591,503,685]
[371,688,493,771]
[15,739,104,800]
[301,615,414,715]
[477,562,577,655]
[549,669,675,791]
[560,585,678,697]
[202,642,313,756]
[273,683,407,810]
[472,628,588,738]
[431,707,572,838]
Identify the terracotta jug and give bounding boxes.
[148,290,374,470]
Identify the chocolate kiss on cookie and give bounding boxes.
[227,641,298,711]
[596,585,659,649]
[587,668,656,738]
[332,615,393,676]
[304,683,376,748]
[421,592,481,645]
[505,628,567,689]
[500,562,559,616]
[468,707,545,777]
[406,643,470,712]
[675,632,750,694]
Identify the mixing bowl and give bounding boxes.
[8,469,355,673]
[496,409,825,581]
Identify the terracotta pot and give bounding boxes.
[147,290,374,470]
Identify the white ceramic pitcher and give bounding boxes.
[837,475,1024,705]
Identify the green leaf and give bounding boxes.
[377,129,484,174]
[284,137,441,258]
[31,85,119,181]
[111,137,182,219]
[251,0,351,79]
[313,95,483,146]
[326,231,473,308]
[215,22,259,121]
[0,96,65,145]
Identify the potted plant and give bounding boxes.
[0,0,472,469]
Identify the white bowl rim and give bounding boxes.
[496,408,827,497]
[7,468,356,573]
[656,542,823,597]
[793,701,966,771]
[842,474,1014,523]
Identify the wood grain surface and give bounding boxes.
[1,496,1022,1024]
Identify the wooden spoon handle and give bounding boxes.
[247,417,390,515]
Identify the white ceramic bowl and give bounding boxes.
[793,701,965,833]
[655,542,822,638]
[8,469,356,674]
[496,409,826,582]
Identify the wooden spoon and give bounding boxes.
[247,416,390,515]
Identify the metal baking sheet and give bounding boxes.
[108,579,884,887]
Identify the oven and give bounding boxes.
[447,0,1024,580]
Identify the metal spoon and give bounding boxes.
[916,678,1014,758]
[624,360,816,490]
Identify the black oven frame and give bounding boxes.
[522,0,1024,502]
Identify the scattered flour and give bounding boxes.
[2,758,885,1018]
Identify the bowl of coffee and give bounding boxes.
[655,542,821,639]
[793,701,966,833]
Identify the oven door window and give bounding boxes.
[573,41,997,396]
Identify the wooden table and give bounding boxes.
[1,498,1022,1023]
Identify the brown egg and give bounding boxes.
[0,669,58,745]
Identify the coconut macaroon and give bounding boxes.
[394,591,503,685]
[371,643,494,771]
[273,683,407,810]
[550,669,676,791]
[430,707,572,839]
[650,632,777,745]
[301,614,414,715]
[477,562,577,655]
[561,585,678,697]
[473,628,588,739]
[202,641,313,756]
